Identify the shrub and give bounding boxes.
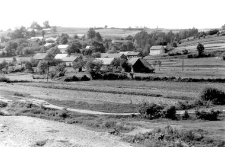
[195,109,221,120]
[80,75,90,81]
[181,110,190,120]
[0,101,8,107]
[200,87,225,105]
[0,76,10,82]
[163,106,176,120]
[182,49,188,55]
[139,103,164,119]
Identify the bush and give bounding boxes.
[139,103,164,119]
[0,101,8,107]
[80,75,90,81]
[200,87,225,105]
[0,76,10,82]
[181,110,189,120]
[163,106,176,120]
[195,109,221,120]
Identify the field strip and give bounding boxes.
[18,83,192,100]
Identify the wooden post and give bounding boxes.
[46,61,49,82]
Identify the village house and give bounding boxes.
[126,51,141,58]
[33,53,48,61]
[101,53,127,59]
[54,54,68,60]
[58,44,69,53]
[61,56,82,67]
[45,37,58,43]
[128,58,154,73]
[149,46,165,56]
[28,36,44,41]
[42,28,53,34]
[95,58,114,65]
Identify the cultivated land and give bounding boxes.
[0,28,225,147]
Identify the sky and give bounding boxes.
[0,0,224,30]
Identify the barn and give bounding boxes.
[149,46,165,56]
[128,58,154,73]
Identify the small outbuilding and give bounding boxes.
[58,44,69,53]
[128,58,154,73]
[61,56,82,67]
[149,46,165,56]
[33,53,48,61]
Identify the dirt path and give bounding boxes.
[0,116,132,147]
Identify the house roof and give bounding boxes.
[33,53,48,60]
[128,58,140,65]
[45,37,57,42]
[55,54,68,59]
[61,56,80,62]
[150,46,164,50]
[101,53,124,58]
[44,43,53,47]
[95,58,114,65]
[119,52,129,55]
[58,44,69,49]
[128,58,154,70]
[29,36,43,40]
[127,51,140,56]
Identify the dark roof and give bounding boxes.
[128,58,154,70]
[150,46,164,50]
[139,58,154,70]
[33,53,48,60]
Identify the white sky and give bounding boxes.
[0,0,224,30]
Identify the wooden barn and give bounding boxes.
[128,58,154,73]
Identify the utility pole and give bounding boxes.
[182,57,184,71]
[46,61,49,82]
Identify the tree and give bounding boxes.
[222,24,225,30]
[58,33,69,44]
[104,25,108,29]
[48,46,60,56]
[0,60,8,72]
[41,30,46,38]
[43,21,50,28]
[30,21,42,30]
[30,30,36,37]
[67,41,82,55]
[197,43,204,57]
[92,41,105,53]
[52,26,57,33]
[92,52,101,58]
[94,32,102,42]
[5,42,18,56]
[37,60,48,74]
[73,60,86,71]
[87,28,96,39]
[25,61,34,72]
[12,57,17,63]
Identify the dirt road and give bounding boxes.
[0,116,132,147]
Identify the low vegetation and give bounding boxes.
[124,125,225,147]
[200,87,225,105]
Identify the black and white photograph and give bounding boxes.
[0,0,225,146]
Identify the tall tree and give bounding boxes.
[87,28,96,39]
[197,43,204,57]
[30,21,42,30]
[67,41,82,55]
[43,21,50,28]
[94,32,102,42]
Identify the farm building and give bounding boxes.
[44,43,53,47]
[58,45,69,53]
[33,53,48,61]
[149,46,165,56]
[54,54,68,60]
[126,51,141,58]
[101,53,127,59]
[95,58,114,65]
[42,28,53,34]
[128,58,154,73]
[61,56,82,67]
[28,36,43,41]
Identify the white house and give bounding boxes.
[149,46,165,56]
[54,54,68,60]
[95,58,114,65]
[61,56,82,67]
[58,45,69,53]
